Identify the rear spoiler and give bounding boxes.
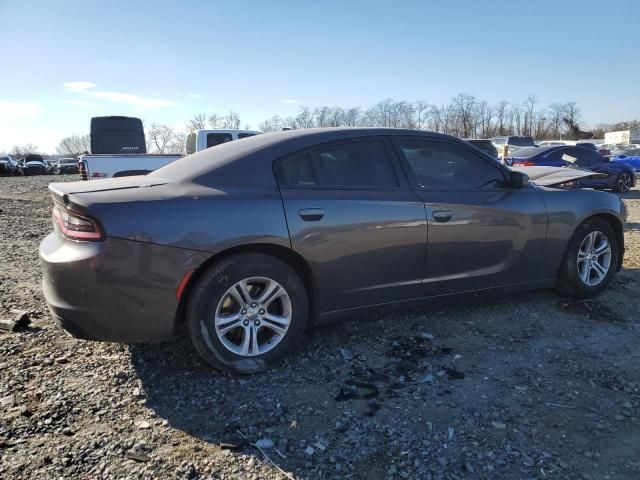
[48,184,70,205]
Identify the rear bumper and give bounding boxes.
[39,232,209,343]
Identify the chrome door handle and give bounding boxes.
[299,208,324,221]
[432,211,452,222]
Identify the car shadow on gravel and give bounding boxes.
[127,280,637,477]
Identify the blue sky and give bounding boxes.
[1,0,638,152]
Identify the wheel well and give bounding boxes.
[174,243,318,330]
[556,213,625,282]
[593,213,625,271]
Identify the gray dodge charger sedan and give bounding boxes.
[40,128,626,373]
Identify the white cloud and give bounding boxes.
[63,81,96,92]
[66,100,95,108]
[187,93,203,99]
[63,81,175,109]
[280,98,301,104]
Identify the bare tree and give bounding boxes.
[187,113,208,132]
[522,95,537,136]
[259,115,286,132]
[450,94,476,137]
[344,107,361,127]
[147,124,177,154]
[222,111,241,129]
[414,101,429,130]
[11,143,40,156]
[207,113,223,129]
[493,100,509,136]
[547,103,566,139]
[314,106,331,127]
[295,106,314,129]
[56,134,90,157]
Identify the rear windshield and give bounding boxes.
[510,146,543,158]
[508,137,534,147]
[238,133,257,139]
[60,158,76,164]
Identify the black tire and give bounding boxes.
[557,217,619,297]
[186,253,308,374]
[614,172,632,193]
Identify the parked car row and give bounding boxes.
[462,136,637,193]
[507,145,636,192]
[0,155,80,176]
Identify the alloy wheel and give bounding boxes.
[576,231,612,287]
[618,173,632,193]
[214,277,292,356]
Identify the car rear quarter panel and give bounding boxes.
[40,232,211,341]
[539,188,625,277]
[71,183,292,255]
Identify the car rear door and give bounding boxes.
[391,137,548,296]
[275,137,427,313]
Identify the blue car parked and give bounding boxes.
[508,145,636,192]
[612,150,640,180]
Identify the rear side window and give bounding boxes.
[571,147,602,168]
[207,133,233,148]
[277,140,399,189]
[394,139,505,190]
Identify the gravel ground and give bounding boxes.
[1,174,639,480]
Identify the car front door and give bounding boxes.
[275,137,428,313]
[392,137,548,296]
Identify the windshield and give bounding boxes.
[508,137,535,147]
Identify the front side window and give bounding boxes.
[206,133,233,148]
[395,139,505,190]
[277,140,398,188]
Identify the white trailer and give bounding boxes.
[604,130,640,146]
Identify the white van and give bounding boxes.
[185,129,262,154]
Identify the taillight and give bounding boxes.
[52,205,104,241]
[513,160,535,166]
[78,160,88,181]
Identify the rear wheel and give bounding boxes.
[186,253,308,374]
[558,217,618,297]
[614,172,632,193]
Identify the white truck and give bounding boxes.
[80,125,261,180]
[604,129,640,146]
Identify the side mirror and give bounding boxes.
[510,171,529,189]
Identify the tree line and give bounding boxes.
[259,95,595,140]
[7,95,638,157]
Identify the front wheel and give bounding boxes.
[614,172,633,193]
[558,217,619,297]
[186,253,308,374]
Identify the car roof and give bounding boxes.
[151,128,465,188]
